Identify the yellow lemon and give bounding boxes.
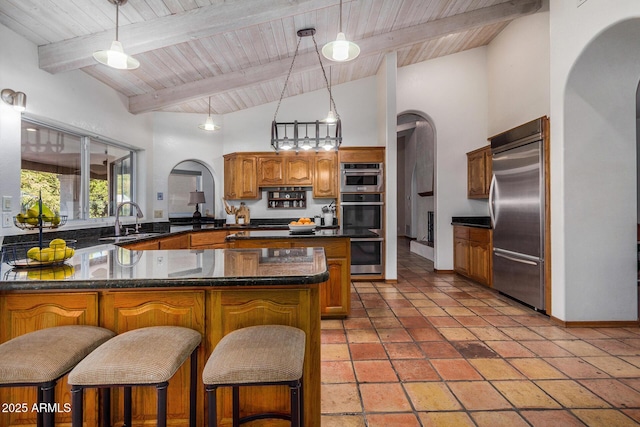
[26,207,39,218]
[26,247,41,260]
[64,248,75,259]
[16,213,26,223]
[40,248,54,262]
[49,247,66,261]
[51,215,61,226]
[25,217,39,226]
[49,238,66,249]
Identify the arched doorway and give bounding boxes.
[168,160,215,219]
[397,112,435,260]
[560,18,640,321]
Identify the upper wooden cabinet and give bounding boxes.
[467,145,492,199]
[338,147,385,163]
[258,154,313,187]
[224,154,259,200]
[313,152,338,198]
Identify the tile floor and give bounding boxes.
[320,238,640,426]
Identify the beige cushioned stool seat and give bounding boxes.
[69,326,201,386]
[0,325,115,384]
[203,325,305,385]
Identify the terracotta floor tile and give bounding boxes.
[495,306,530,316]
[623,409,640,424]
[442,306,476,316]
[565,328,611,340]
[365,308,395,318]
[620,377,640,392]
[321,319,344,329]
[469,306,503,316]
[418,341,461,358]
[492,380,561,409]
[370,317,402,329]
[391,307,421,317]
[349,342,388,360]
[529,326,578,340]
[321,415,366,427]
[377,328,413,343]
[418,411,475,427]
[417,307,449,317]
[321,383,362,413]
[343,317,373,329]
[470,411,532,427]
[346,329,380,343]
[321,361,356,383]
[426,316,461,327]
[553,340,609,357]
[350,308,368,317]
[322,343,351,361]
[469,358,525,380]
[508,358,567,379]
[545,357,611,379]
[322,329,346,344]
[467,326,510,341]
[386,299,413,309]
[410,299,437,308]
[586,339,639,355]
[582,356,640,377]
[451,341,499,359]
[447,381,511,410]
[366,413,421,427]
[454,316,491,327]
[430,359,483,380]
[483,316,522,327]
[353,360,398,383]
[485,340,536,358]
[599,328,640,339]
[359,383,412,412]
[398,316,431,328]
[535,380,610,408]
[384,342,424,359]
[457,298,488,307]
[408,327,444,341]
[403,382,462,411]
[580,379,640,407]
[520,340,574,357]
[392,359,440,381]
[571,409,639,427]
[513,315,553,327]
[499,327,546,341]
[520,410,585,427]
[437,327,477,342]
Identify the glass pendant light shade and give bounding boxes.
[324,110,337,124]
[198,116,219,131]
[93,40,140,70]
[322,32,360,62]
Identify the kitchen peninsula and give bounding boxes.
[0,245,327,427]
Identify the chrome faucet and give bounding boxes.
[114,201,144,237]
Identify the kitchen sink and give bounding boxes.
[99,232,162,242]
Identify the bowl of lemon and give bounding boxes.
[1,238,76,268]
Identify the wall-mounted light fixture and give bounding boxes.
[1,89,27,112]
[93,0,140,70]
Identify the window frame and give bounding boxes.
[20,116,138,222]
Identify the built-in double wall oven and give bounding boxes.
[340,162,384,275]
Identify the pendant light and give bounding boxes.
[199,97,219,131]
[322,0,360,62]
[93,0,140,70]
[323,67,337,125]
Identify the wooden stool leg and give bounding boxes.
[41,381,56,427]
[190,349,197,427]
[290,381,300,427]
[102,388,111,427]
[206,386,218,427]
[124,386,132,426]
[157,382,168,427]
[232,386,240,427]
[70,386,83,427]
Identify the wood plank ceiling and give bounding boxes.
[0,0,542,115]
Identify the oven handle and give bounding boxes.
[340,202,384,206]
[342,170,382,175]
[350,237,384,242]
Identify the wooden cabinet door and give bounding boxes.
[322,257,350,317]
[453,238,469,275]
[159,233,189,249]
[224,250,260,276]
[189,230,228,248]
[313,152,338,198]
[469,241,491,285]
[0,293,100,427]
[258,156,284,187]
[467,145,491,199]
[224,155,259,199]
[224,154,238,199]
[285,157,313,186]
[101,291,205,427]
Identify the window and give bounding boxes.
[20,119,136,220]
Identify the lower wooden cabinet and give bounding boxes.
[0,293,100,427]
[453,225,492,286]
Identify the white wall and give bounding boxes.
[549,2,640,322]
[397,48,490,271]
[487,9,550,135]
[0,24,153,237]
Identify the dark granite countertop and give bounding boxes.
[451,216,492,229]
[226,228,378,240]
[0,246,329,291]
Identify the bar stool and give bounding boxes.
[0,325,115,427]
[203,325,306,427]
[68,326,201,427]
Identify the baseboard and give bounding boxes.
[434,269,454,274]
[551,316,639,328]
[384,279,398,284]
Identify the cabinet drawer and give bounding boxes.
[454,227,469,239]
[291,238,347,258]
[469,228,490,243]
[190,230,228,247]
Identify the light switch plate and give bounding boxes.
[2,196,11,211]
[2,213,11,228]
[154,210,163,218]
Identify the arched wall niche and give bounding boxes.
[168,160,215,218]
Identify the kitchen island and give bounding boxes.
[0,246,327,427]
[227,228,354,318]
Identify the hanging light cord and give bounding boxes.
[115,2,120,41]
[273,37,302,122]
[312,33,339,119]
[339,0,343,33]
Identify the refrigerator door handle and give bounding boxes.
[488,174,496,226]
[494,251,538,266]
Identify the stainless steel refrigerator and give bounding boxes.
[489,118,546,311]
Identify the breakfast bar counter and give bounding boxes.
[0,246,327,427]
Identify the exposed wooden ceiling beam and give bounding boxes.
[38,0,342,74]
[129,0,541,114]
